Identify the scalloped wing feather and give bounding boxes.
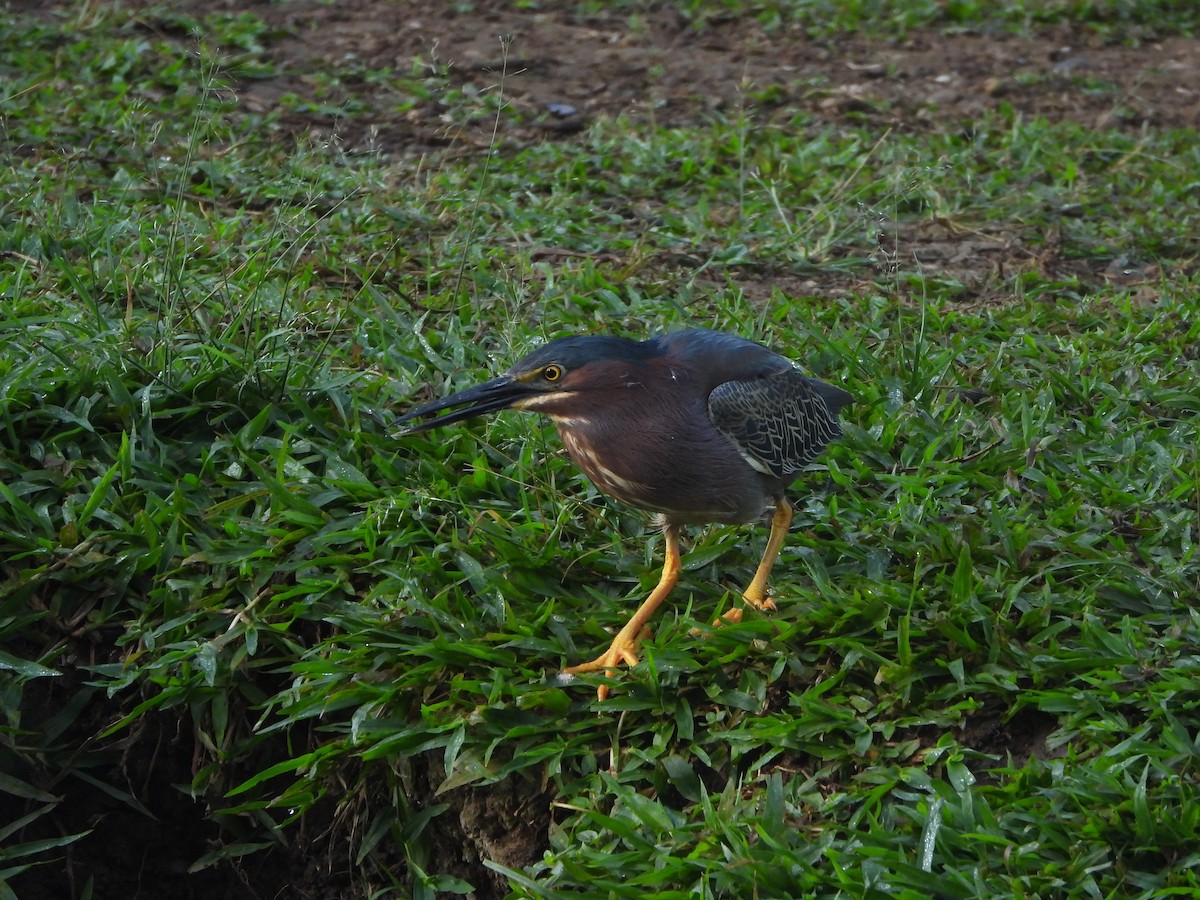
[708,369,847,480]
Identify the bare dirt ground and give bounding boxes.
[7,2,1198,897]
[176,0,1197,300]
[16,0,1198,300]
[145,0,1200,143]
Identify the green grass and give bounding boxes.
[591,0,1200,37]
[3,2,1200,898]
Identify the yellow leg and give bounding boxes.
[563,524,681,701]
[721,499,790,625]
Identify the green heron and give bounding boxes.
[397,328,851,700]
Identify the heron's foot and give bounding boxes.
[717,606,744,626]
[712,591,776,627]
[741,586,778,613]
[562,627,650,701]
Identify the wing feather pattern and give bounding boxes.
[709,368,847,480]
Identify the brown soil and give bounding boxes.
[135,0,1200,148]
[7,1,1199,898]
[190,0,1196,298]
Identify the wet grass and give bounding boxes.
[2,2,1200,898]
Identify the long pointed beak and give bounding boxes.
[395,375,538,435]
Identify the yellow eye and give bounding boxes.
[542,364,564,382]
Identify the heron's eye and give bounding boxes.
[542,364,564,382]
